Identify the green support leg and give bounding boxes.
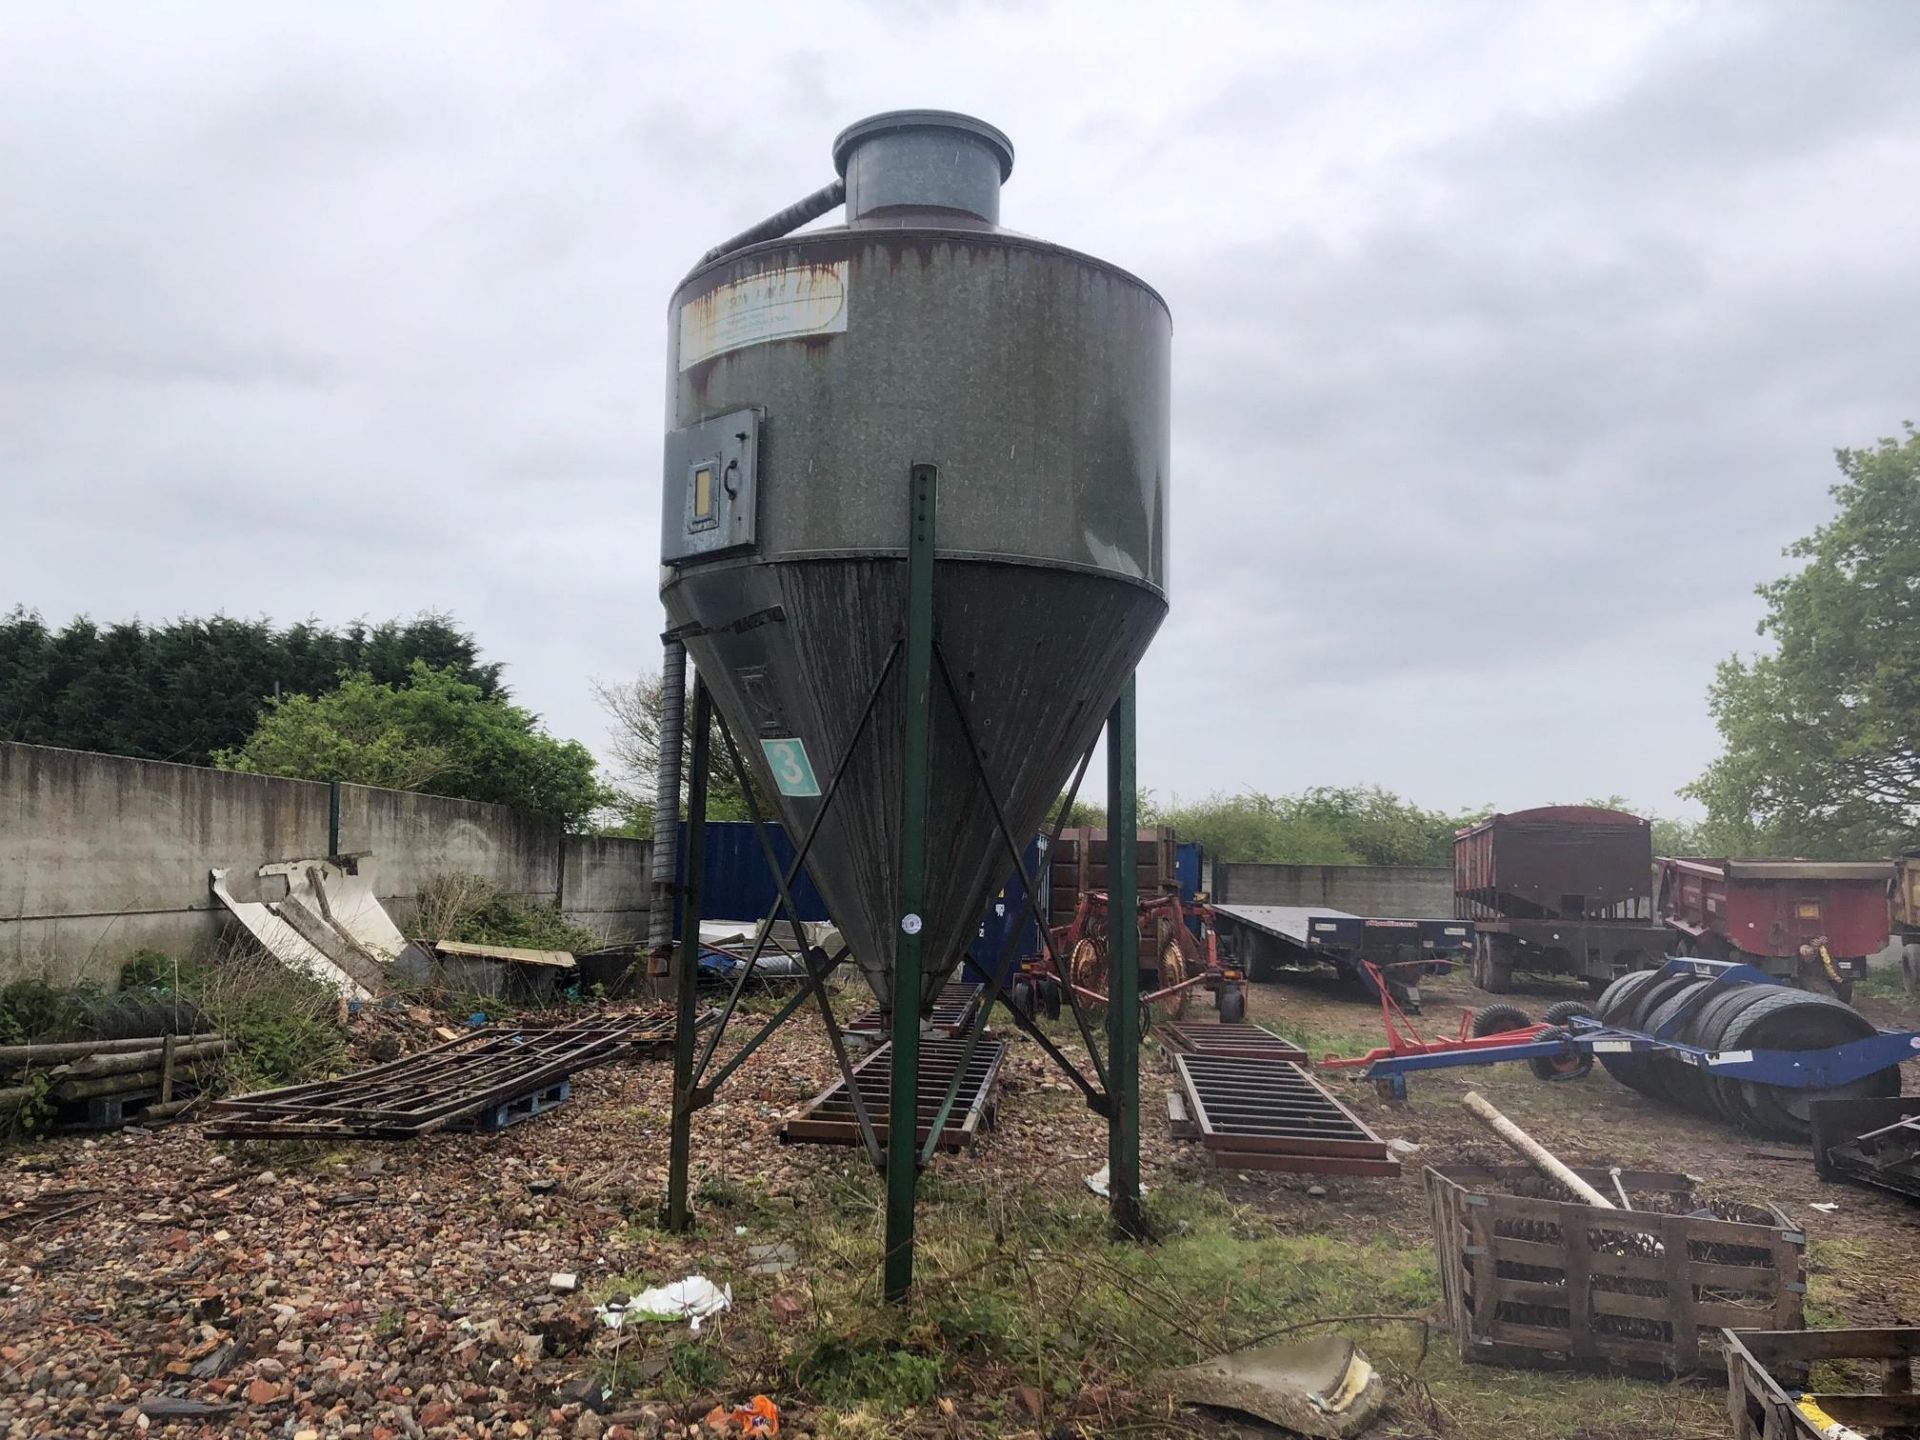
[885,463,938,1304]
[664,678,711,1234]
[1106,674,1143,1237]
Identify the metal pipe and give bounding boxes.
[885,463,938,1304]
[1463,1091,1616,1209]
[664,677,710,1233]
[648,639,687,968]
[697,179,845,268]
[1106,675,1142,1237]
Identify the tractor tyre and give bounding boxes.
[1471,1003,1533,1038]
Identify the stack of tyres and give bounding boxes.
[1591,972,1897,1139]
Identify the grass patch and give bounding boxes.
[122,946,345,1090]
[667,1167,1729,1437]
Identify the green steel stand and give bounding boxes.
[1105,675,1143,1237]
[664,677,711,1233]
[885,463,938,1304]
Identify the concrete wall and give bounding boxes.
[560,834,654,942]
[1213,861,1454,917]
[0,741,650,984]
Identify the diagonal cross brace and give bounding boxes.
[692,640,902,1087]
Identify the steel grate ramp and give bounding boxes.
[1160,1018,1307,1063]
[1173,1052,1399,1176]
[204,1018,657,1140]
[846,982,986,1038]
[781,1035,1007,1152]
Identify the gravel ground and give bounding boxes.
[4,970,1917,1438]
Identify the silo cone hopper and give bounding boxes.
[659,110,1169,1297]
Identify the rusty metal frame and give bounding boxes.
[783,1035,1009,1152]
[1159,1019,1307,1062]
[848,983,983,1038]
[1174,1052,1399,1174]
[205,1020,649,1139]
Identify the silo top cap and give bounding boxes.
[832,110,1015,181]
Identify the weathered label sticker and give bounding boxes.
[680,262,849,368]
[1707,1050,1754,1067]
[1592,1040,1635,1053]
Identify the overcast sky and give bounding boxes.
[5,2,1916,818]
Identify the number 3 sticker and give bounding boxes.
[760,737,821,797]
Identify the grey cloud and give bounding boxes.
[3,2,1915,819]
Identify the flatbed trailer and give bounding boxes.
[1211,902,1471,1009]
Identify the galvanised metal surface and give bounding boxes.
[661,112,1170,1013]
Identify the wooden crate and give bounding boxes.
[1426,1164,1804,1375]
[1047,827,1178,927]
[1723,1328,1920,1438]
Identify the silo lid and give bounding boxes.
[832,110,1015,181]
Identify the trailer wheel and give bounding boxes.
[1471,1003,1532,1038]
[1541,999,1595,1026]
[1040,977,1062,1021]
[1471,936,1514,994]
[1639,980,1719,1112]
[1687,984,1794,1127]
[1595,968,1660,1025]
[1218,985,1247,1024]
[1010,977,1035,1020]
[1719,988,1896,1140]
[1598,973,1695,1094]
[1528,1050,1592,1082]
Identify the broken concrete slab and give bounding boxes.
[210,869,372,1001]
[261,855,407,967]
[1167,1334,1384,1438]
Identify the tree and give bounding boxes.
[1144,785,1486,865]
[0,609,501,766]
[593,669,759,832]
[217,663,606,828]
[1686,427,1920,857]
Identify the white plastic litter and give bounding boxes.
[1083,1163,1146,1199]
[1809,1202,1841,1214]
[597,1276,733,1333]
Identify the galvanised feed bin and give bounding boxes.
[658,111,1170,1014]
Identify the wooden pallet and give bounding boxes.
[1723,1327,1920,1436]
[204,1020,645,1140]
[1428,1164,1804,1375]
[1173,1052,1399,1176]
[780,1036,1007,1152]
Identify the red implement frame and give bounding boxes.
[1028,890,1238,1018]
[1319,962,1547,1070]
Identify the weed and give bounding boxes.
[414,873,603,953]
[696,1174,749,1211]
[666,1339,730,1392]
[788,1334,944,1408]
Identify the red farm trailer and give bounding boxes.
[1655,856,1892,1002]
[1455,806,1669,994]
[1894,851,1920,989]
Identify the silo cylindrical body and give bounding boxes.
[659,112,1170,1011]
